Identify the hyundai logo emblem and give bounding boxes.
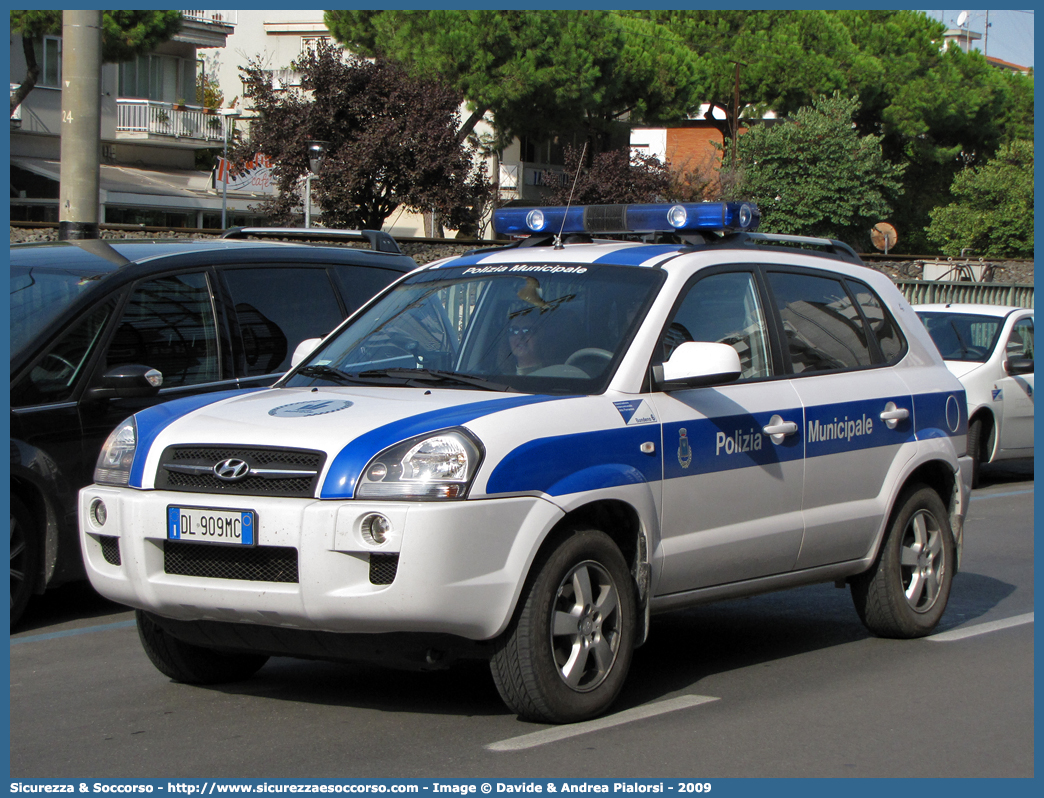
[214,458,250,482]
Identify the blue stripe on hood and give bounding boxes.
[129,389,264,487]
[320,394,568,498]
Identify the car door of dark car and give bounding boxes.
[79,270,234,480]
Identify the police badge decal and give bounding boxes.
[678,428,692,468]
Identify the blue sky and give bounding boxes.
[920,9,1035,67]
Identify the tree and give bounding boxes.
[637,10,1033,251]
[238,43,490,231]
[543,145,673,206]
[732,94,905,248]
[926,140,1033,258]
[323,10,701,150]
[9,10,182,116]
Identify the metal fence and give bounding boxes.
[895,280,1034,309]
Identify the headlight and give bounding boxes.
[355,428,483,500]
[94,416,137,486]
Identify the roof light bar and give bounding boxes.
[493,202,760,237]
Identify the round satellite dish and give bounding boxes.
[957,10,968,27]
[871,222,898,254]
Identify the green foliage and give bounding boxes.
[10,10,182,63]
[196,55,224,109]
[926,140,1034,258]
[238,44,489,231]
[324,10,701,148]
[636,10,1033,252]
[733,94,905,247]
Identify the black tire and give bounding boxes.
[851,485,955,638]
[10,495,39,627]
[967,418,983,488]
[136,610,269,684]
[490,529,636,723]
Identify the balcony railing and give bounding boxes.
[116,99,228,143]
[180,10,237,26]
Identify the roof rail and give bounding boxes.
[722,232,864,265]
[219,227,404,255]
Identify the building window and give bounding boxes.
[33,35,62,88]
[119,54,196,103]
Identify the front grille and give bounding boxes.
[100,535,121,565]
[164,540,298,583]
[156,445,325,498]
[369,553,399,585]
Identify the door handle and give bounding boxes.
[763,415,798,444]
[880,402,909,429]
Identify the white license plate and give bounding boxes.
[167,506,256,546]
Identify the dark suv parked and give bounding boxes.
[10,233,417,624]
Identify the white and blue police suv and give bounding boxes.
[80,203,972,723]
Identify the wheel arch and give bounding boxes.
[523,497,651,645]
[969,406,997,463]
[872,458,962,575]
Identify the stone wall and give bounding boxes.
[9,226,1034,278]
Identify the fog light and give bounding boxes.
[89,498,107,527]
[360,513,391,545]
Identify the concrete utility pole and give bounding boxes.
[58,10,103,240]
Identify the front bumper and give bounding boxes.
[79,486,563,640]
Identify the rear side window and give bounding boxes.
[328,265,402,315]
[222,267,345,377]
[767,271,873,373]
[847,280,905,363]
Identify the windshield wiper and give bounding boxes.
[295,364,398,386]
[358,368,514,392]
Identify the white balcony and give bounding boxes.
[180,10,237,26]
[116,99,229,145]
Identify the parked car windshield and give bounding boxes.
[917,311,1004,362]
[284,260,664,395]
[10,263,108,356]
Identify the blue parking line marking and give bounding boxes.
[10,619,136,645]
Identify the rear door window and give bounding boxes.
[103,272,221,388]
[766,271,874,373]
[222,267,346,377]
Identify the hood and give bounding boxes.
[943,360,986,381]
[131,386,560,492]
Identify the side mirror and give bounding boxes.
[1005,357,1033,376]
[652,341,742,390]
[291,337,323,369]
[86,364,163,401]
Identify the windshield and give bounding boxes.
[917,311,1004,362]
[284,261,664,394]
[10,264,107,355]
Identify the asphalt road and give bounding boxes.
[9,460,1033,779]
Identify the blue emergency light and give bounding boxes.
[492,202,760,237]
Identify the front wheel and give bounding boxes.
[136,610,269,684]
[10,495,39,627]
[490,529,636,723]
[851,485,955,638]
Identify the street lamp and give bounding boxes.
[304,140,328,228]
[220,108,240,229]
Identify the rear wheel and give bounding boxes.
[136,610,269,684]
[851,485,954,638]
[490,529,636,723]
[10,496,39,627]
